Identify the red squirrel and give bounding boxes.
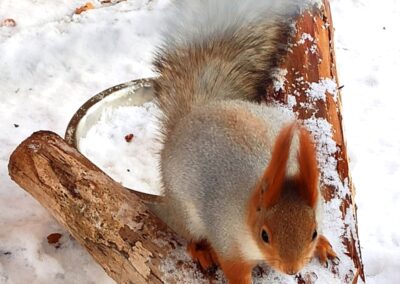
[149,0,337,282]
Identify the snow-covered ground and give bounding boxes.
[0,0,399,283]
[333,0,400,282]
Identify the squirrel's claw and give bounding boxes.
[332,257,341,265]
[315,235,338,267]
[187,239,219,275]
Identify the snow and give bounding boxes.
[79,102,162,194]
[306,79,338,102]
[304,118,341,189]
[272,68,288,91]
[0,0,399,283]
[297,32,314,45]
[0,0,166,283]
[332,0,400,282]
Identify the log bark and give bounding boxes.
[8,1,364,283]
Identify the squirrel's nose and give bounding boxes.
[285,268,299,275]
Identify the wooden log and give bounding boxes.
[8,131,208,284]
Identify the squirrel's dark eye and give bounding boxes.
[312,230,318,241]
[261,229,269,243]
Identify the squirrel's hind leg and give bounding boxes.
[187,239,219,275]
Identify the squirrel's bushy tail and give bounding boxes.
[153,0,300,133]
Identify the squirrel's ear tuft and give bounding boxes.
[260,123,296,208]
[296,127,319,208]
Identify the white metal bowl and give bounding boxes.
[65,78,161,202]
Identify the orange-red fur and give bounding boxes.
[315,235,338,264]
[187,239,219,273]
[260,123,296,208]
[245,124,335,277]
[218,256,254,284]
[296,127,319,208]
[188,240,254,283]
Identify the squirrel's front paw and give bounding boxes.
[187,239,219,275]
[315,235,339,267]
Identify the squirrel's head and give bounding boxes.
[248,123,320,275]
